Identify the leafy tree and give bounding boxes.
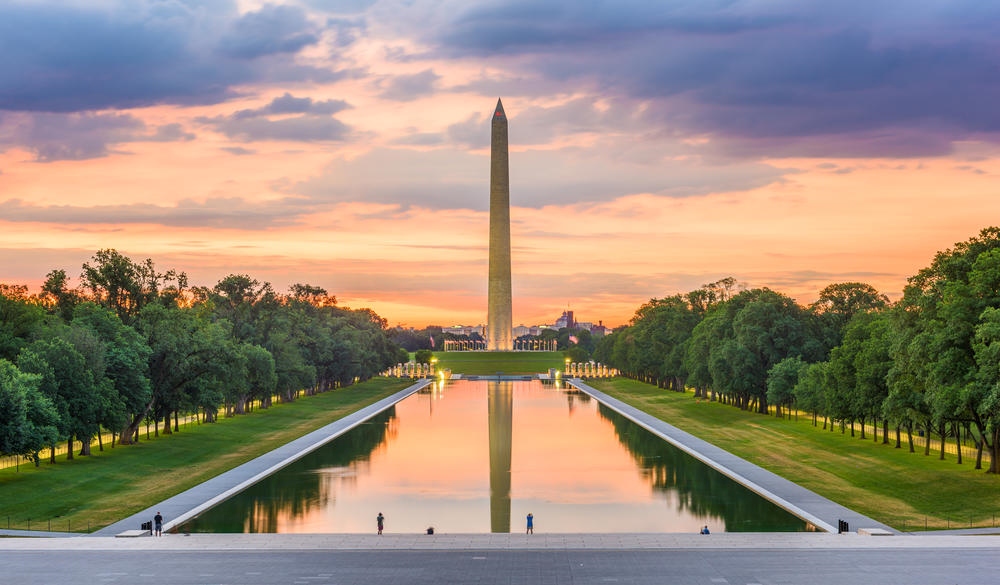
[0,359,59,464]
[972,307,1000,472]
[794,361,829,427]
[126,304,229,443]
[81,249,184,322]
[767,357,807,418]
[17,337,101,460]
[71,303,152,447]
[0,288,45,361]
[810,282,890,350]
[690,289,818,413]
[564,346,589,364]
[894,228,1000,471]
[206,274,276,343]
[414,349,433,364]
[39,269,80,322]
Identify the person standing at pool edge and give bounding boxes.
[377,512,384,535]
[526,513,533,534]
[153,511,163,536]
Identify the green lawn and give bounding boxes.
[433,351,566,374]
[0,378,411,533]
[589,378,1000,532]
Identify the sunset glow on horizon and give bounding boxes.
[2,1,998,329]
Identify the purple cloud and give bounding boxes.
[0,112,197,162]
[426,0,1000,157]
[196,92,352,142]
[0,2,337,113]
[218,4,320,59]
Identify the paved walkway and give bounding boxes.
[568,379,895,534]
[3,532,1000,551]
[3,535,999,585]
[94,379,432,537]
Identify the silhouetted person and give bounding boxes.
[526,513,533,534]
[154,512,163,537]
[700,525,710,535]
[377,512,384,535]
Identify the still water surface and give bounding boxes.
[180,380,807,534]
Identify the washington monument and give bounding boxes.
[487,98,513,351]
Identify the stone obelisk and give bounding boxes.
[488,98,513,351]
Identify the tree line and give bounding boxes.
[594,227,1000,474]
[0,249,403,465]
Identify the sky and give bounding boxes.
[1,0,998,329]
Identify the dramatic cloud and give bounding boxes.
[218,4,320,59]
[197,92,352,142]
[233,92,351,117]
[423,0,1000,157]
[0,112,193,161]
[0,1,334,113]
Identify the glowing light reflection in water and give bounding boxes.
[179,380,808,534]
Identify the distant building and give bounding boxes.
[513,325,531,338]
[590,321,607,337]
[554,310,575,329]
[444,324,485,337]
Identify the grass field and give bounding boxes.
[589,377,1000,532]
[432,351,566,374]
[0,378,411,533]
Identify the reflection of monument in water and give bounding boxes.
[487,380,513,532]
[486,99,515,530]
[487,98,513,351]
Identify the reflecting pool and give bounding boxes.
[179,380,808,534]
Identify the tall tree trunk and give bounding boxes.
[66,437,74,460]
[924,423,932,456]
[907,422,914,453]
[895,425,901,449]
[988,427,1000,474]
[883,420,890,445]
[954,422,962,465]
[79,436,91,456]
[119,391,163,446]
[98,430,104,452]
[938,423,946,460]
[174,411,179,432]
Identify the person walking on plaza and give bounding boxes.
[526,513,533,534]
[377,512,384,535]
[153,512,163,537]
